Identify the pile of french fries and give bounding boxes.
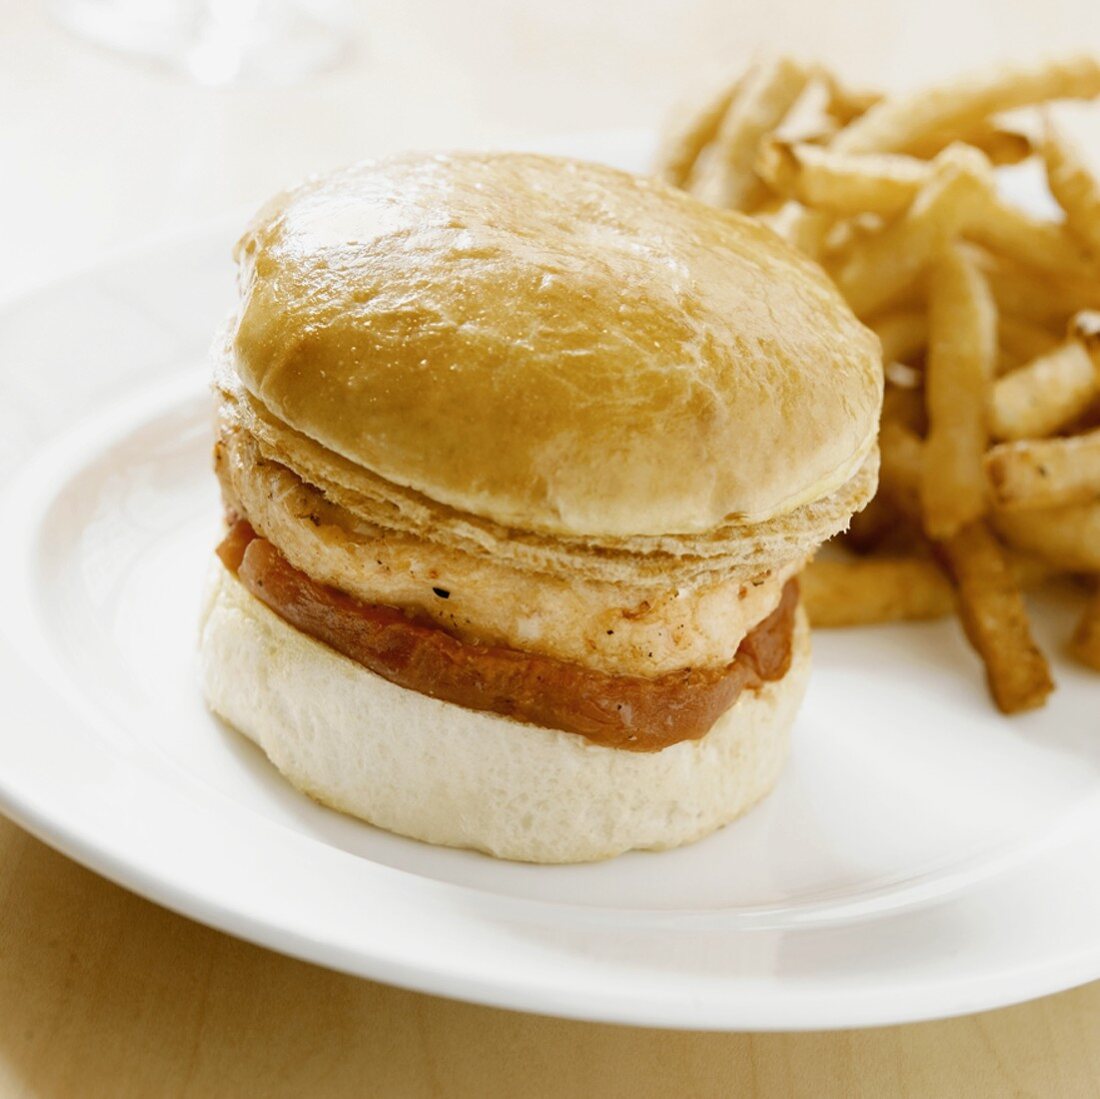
[657,55,1100,712]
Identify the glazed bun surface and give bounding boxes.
[231,152,881,538]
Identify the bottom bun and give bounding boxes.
[199,562,811,863]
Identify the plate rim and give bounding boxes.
[3,135,1100,1031]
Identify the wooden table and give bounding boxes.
[4,3,1100,1094]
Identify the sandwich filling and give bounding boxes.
[216,519,799,752]
[213,393,807,677]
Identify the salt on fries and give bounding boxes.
[658,53,1100,711]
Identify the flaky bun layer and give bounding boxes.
[215,360,878,590]
[215,392,804,675]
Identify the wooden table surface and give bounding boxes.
[5,2,1100,1094]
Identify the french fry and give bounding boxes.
[690,56,811,210]
[885,361,923,390]
[820,214,886,261]
[844,494,894,553]
[1072,308,1100,352]
[921,245,997,540]
[994,500,1100,571]
[983,256,1100,325]
[654,76,743,188]
[939,520,1055,714]
[753,192,789,215]
[883,385,925,424]
[997,347,1024,376]
[972,122,1036,166]
[758,200,832,260]
[762,140,1095,274]
[844,494,904,554]
[1043,113,1100,262]
[773,77,838,145]
[999,315,1060,364]
[882,382,926,430]
[832,146,990,316]
[1071,585,1100,670]
[832,54,1100,155]
[756,141,930,217]
[879,418,923,518]
[1008,550,1059,589]
[985,428,1100,510]
[657,54,1100,712]
[906,118,1035,165]
[802,555,955,627]
[824,77,882,124]
[871,309,929,364]
[965,190,1095,277]
[989,338,1100,440]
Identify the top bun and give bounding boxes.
[231,152,881,538]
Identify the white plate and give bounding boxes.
[2,131,1100,1031]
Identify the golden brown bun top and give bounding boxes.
[231,152,881,537]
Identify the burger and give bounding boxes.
[200,152,882,863]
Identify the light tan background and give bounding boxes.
[4,1,1100,1094]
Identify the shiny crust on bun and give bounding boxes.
[230,151,882,538]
